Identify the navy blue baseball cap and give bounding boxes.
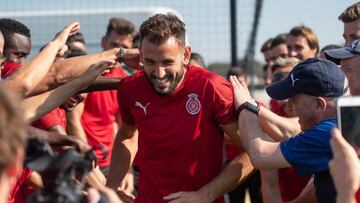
[324,40,360,65]
[266,58,346,100]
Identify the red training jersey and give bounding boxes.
[32,107,66,130]
[81,66,128,167]
[118,65,237,203]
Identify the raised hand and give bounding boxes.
[118,48,141,70]
[53,22,80,45]
[119,171,134,195]
[329,128,360,201]
[229,75,254,110]
[79,61,115,86]
[52,22,80,56]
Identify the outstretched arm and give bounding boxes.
[230,76,291,170]
[27,126,90,153]
[23,61,114,122]
[258,107,301,141]
[5,22,80,97]
[229,75,301,142]
[28,48,139,96]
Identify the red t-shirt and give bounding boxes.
[32,107,66,130]
[1,61,20,79]
[8,168,32,203]
[270,99,311,202]
[81,67,128,167]
[118,65,237,203]
[355,188,360,202]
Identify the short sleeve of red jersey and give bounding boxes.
[208,76,237,125]
[117,78,135,125]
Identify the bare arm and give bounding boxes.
[80,77,122,93]
[5,22,80,98]
[29,48,139,96]
[228,75,301,142]
[47,125,67,135]
[106,122,138,190]
[66,100,88,143]
[258,107,301,141]
[23,61,113,122]
[261,170,282,203]
[329,128,360,203]
[239,109,291,170]
[229,76,290,170]
[27,126,90,153]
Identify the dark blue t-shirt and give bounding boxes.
[280,118,337,203]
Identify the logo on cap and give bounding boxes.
[290,73,299,87]
[351,40,360,51]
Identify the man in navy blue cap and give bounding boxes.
[325,39,360,96]
[229,58,347,203]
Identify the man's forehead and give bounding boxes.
[344,18,360,30]
[6,33,31,46]
[7,33,31,50]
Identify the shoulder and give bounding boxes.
[118,70,146,90]
[312,118,337,132]
[187,65,231,89]
[281,118,336,148]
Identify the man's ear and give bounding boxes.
[101,36,107,50]
[183,46,192,66]
[315,97,327,112]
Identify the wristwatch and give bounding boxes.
[118,47,125,61]
[236,101,260,115]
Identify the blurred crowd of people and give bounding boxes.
[1,1,360,203]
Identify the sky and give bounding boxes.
[0,0,357,64]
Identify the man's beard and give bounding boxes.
[146,68,185,96]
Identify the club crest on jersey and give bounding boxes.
[186,93,201,115]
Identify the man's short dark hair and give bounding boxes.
[105,18,137,38]
[0,18,31,40]
[271,33,288,49]
[227,67,247,80]
[190,52,205,67]
[66,32,86,45]
[320,44,342,54]
[140,13,186,47]
[339,2,360,23]
[261,37,273,53]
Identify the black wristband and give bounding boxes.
[118,47,125,61]
[236,101,260,115]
